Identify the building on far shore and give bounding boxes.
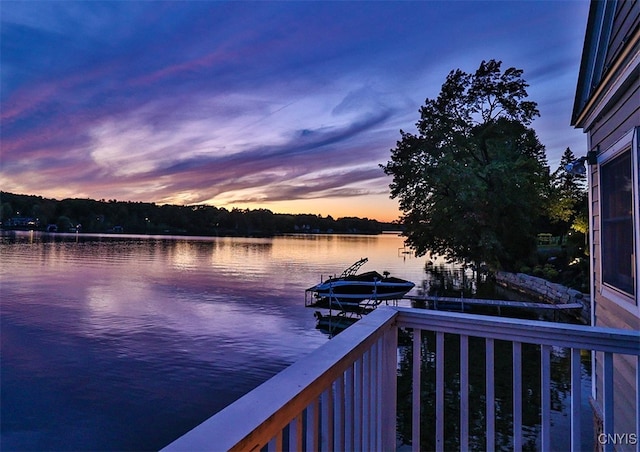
[571,0,639,444]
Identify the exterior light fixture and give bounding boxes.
[564,148,598,175]
[565,157,587,175]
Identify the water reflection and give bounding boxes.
[1,231,424,451]
[397,335,593,450]
[1,231,592,450]
[422,261,480,298]
[397,259,594,451]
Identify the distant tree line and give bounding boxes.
[0,192,397,236]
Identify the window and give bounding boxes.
[600,149,634,297]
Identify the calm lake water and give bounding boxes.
[1,231,427,450]
[1,231,591,450]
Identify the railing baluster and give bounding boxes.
[381,327,398,451]
[486,337,495,452]
[367,343,375,451]
[306,397,319,452]
[375,337,382,450]
[323,385,334,452]
[412,328,422,452]
[363,349,371,451]
[436,331,445,452]
[344,365,354,451]
[291,413,303,452]
[603,351,614,452]
[276,429,283,451]
[267,434,279,452]
[460,334,469,452]
[513,341,522,451]
[541,344,551,451]
[571,348,582,452]
[369,347,376,451]
[329,383,335,452]
[354,356,363,450]
[335,374,344,451]
[320,389,328,452]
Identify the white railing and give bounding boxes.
[162,306,639,452]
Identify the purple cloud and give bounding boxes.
[1,1,590,219]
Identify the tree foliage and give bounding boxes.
[382,60,549,271]
[546,147,588,239]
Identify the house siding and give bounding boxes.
[573,1,639,447]
[605,0,640,71]
[588,77,640,150]
[590,125,638,452]
[594,287,640,330]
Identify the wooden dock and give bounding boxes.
[406,295,583,311]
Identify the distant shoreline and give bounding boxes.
[0,229,403,241]
[0,191,402,237]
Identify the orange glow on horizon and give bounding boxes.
[212,193,402,223]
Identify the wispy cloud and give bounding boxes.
[0,1,589,220]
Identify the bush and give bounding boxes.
[530,264,559,281]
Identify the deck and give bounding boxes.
[162,307,639,452]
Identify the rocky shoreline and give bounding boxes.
[495,271,589,324]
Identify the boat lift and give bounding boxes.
[305,257,414,336]
[306,275,387,337]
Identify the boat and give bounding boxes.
[305,258,415,308]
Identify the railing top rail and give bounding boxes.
[394,307,640,355]
[162,307,398,452]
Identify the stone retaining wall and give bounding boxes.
[495,271,590,324]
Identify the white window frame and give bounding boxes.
[597,127,640,313]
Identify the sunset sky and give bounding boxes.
[1,1,589,222]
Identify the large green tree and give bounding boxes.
[382,60,549,271]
